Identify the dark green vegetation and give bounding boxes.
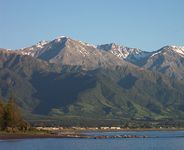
[0,50,184,125]
[30,118,184,129]
[0,97,29,132]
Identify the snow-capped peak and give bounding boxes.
[56,35,67,39]
[170,45,184,49]
[170,46,184,56]
[55,36,69,42]
[150,45,184,58]
[161,45,184,56]
[97,43,147,60]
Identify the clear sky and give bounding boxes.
[0,0,183,51]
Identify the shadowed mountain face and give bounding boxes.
[0,37,184,120]
[118,73,138,89]
[31,72,96,114]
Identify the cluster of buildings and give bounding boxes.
[35,126,122,131]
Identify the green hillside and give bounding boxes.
[0,51,184,122]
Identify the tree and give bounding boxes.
[0,100,4,130]
[0,96,30,132]
[4,97,24,131]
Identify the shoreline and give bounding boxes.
[0,133,149,140]
[0,128,184,140]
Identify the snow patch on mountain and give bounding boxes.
[170,46,184,56]
[150,51,162,57]
[55,36,68,42]
[36,40,49,48]
[78,41,97,48]
[97,43,150,62]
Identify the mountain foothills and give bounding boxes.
[0,36,184,122]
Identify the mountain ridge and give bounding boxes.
[1,36,184,80]
[0,36,184,121]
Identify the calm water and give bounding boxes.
[0,131,184,150]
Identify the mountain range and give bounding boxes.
[0,36,184,121]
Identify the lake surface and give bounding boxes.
[0,131,184,150]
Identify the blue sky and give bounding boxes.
[0,0,183,51]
